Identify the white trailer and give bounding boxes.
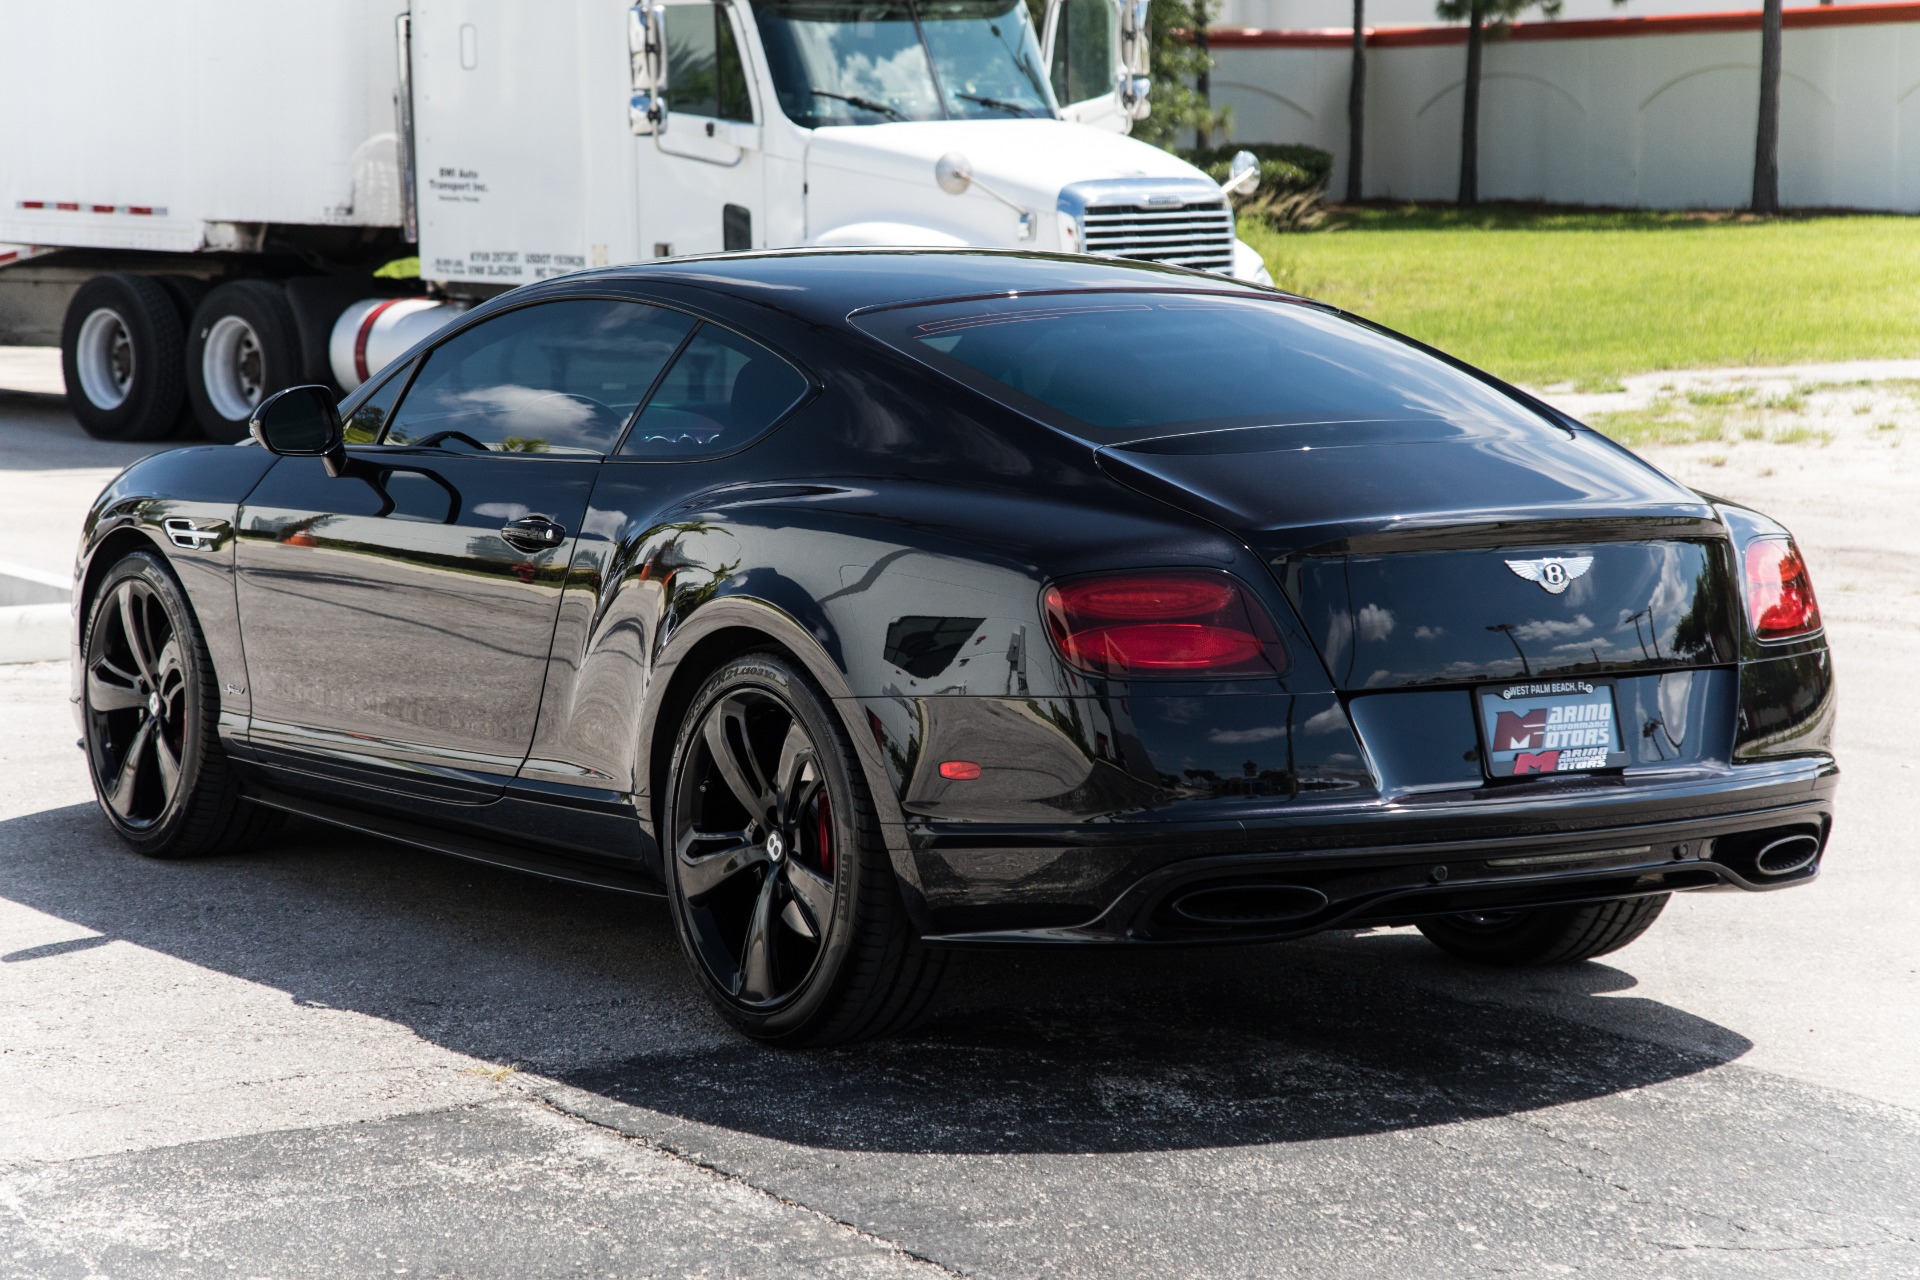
[1,0,1268,442]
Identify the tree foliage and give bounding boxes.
[1430,0,1563,40]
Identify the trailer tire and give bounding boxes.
[155,277,212,437]
[186,281,302,443]
[155,275,210,325]
[60,274,189,442]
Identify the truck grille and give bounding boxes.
[1081,197,1235,273]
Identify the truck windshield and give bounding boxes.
[754,0,1057,128]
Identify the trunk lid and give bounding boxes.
[1095,418,1740,689]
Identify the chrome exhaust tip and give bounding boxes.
[1711,825,1825,880]
[1753,833,1822,876]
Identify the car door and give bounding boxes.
[638,0,766,258]
[518,318,815,795]
[233,297,697,798]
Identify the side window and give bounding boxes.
[383,300,696,455]
[1051,0,1115,104]
[667,3,754,122]
[618,324,808,459]
[342,358,413,444]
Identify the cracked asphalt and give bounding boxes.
[3,376,1918,1277]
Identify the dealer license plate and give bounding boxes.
[1477,679,1629,777]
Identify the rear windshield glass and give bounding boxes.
[853,291,1554,441]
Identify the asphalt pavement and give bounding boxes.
[2,372,1917,1278]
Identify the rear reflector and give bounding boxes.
[1042,571,1287,677]
[1743,538,1821,640]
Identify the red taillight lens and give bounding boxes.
[1042,571,1288,676]
[1743,538,1821,640]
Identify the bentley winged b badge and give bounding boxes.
[1505,555,1593,594]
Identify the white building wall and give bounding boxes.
[1219,0,1872,34]
[1211,14,1920,209]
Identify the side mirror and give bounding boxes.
[1223,149,1260,198]
[627,3,668,135]
[1118,0,1151,119]
[935,152,974,195]
[629,90,662,136]
[250,385,344,469]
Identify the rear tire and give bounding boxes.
[1417,895,1669,966]
[186,280,302,443]
[60,274,188,441]
[664,652,947,1046]
[81,550,281,858]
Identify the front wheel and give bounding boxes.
[81,550,280,858]
[1416,895,1669,967]
[664,653,946,1046]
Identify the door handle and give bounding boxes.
[500,515,567,552]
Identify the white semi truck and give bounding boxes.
[0,0,1268,443]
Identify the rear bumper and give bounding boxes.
[905,756,1837,945]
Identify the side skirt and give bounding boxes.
[240,782,666,899]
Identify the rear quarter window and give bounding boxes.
[853,291,1556,442]
[616,323,809,460]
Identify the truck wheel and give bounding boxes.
[60,274,188,441]
[1416,895,1669,967]
[186,281,302,443]
[664,653,948,1046]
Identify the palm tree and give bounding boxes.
[1751,0,1783,213]
[1435,0,1563,207]
[1346,0,1365,205]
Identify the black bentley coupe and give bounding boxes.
[73,250,1836,1044]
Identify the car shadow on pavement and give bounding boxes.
[2,803,1752,1156]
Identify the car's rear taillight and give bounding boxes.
[1743,538,1821,640]
[1041,571,1288,677]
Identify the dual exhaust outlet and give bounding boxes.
[1164,825,1824,930]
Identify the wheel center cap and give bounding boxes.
[146,692,162,718]
[766,832,785,862]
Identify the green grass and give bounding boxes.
[1243,205,1920,386]
[1578,378,1844,449]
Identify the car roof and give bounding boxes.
[553,248,1270,327]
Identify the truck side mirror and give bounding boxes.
[935,153,974,195]
[1223,149,1260,198]
[1117,0,1152,120]
[630,90,663,136]
[250,385,343,460]
[627,3,669,135]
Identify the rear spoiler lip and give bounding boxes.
[1259,506,1727,561]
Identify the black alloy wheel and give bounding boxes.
[1416,895,1670,966]
[665,653,946,1045]
[85,574,189,828]
[82,551,280,858]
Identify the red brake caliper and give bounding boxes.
[812,789,834,878]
